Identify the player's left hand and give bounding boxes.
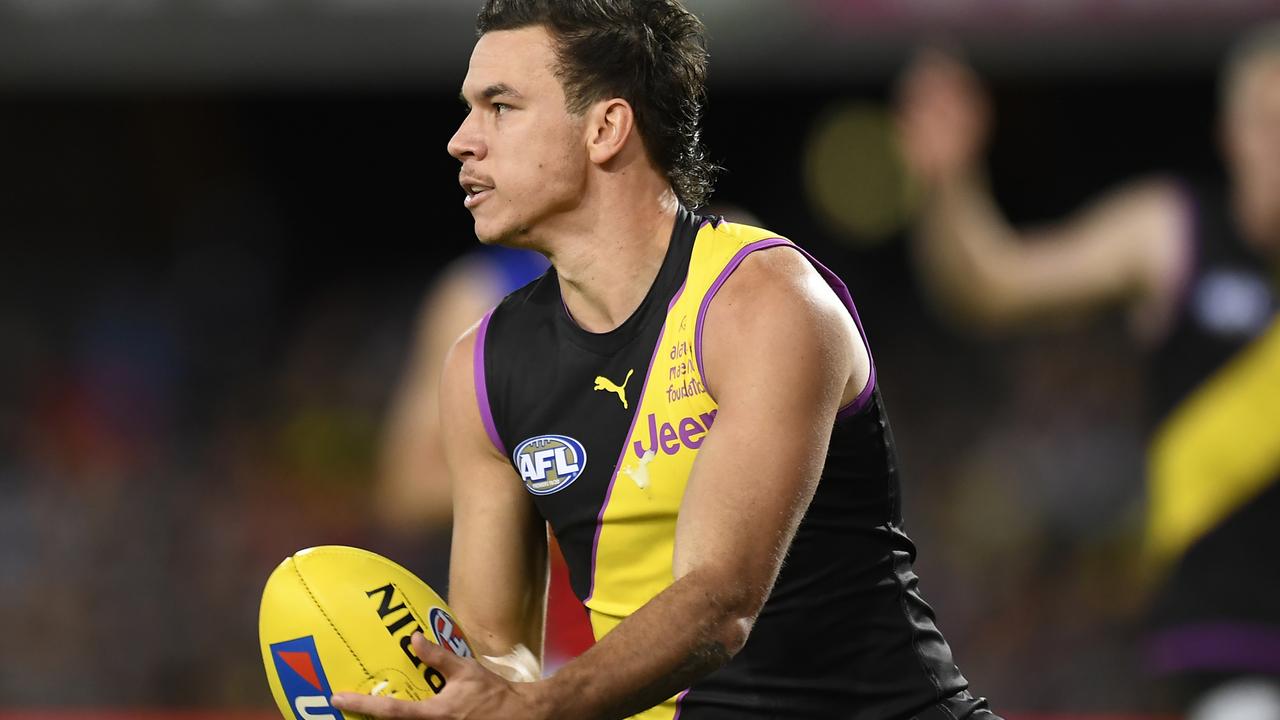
[331,632,549,720]
[894,47,991,186]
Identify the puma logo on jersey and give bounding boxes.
[594,369,634,409]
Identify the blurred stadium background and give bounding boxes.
[1,0,1277,716]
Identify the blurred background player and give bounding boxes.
[378,246,547,546]
[375,245,597,671]
[897,24,1280,718]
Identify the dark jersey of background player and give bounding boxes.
[477,207,994,720]
[1143,183,1280,686]
[1148,184,1278,422]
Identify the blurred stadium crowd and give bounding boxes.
[1,0,1277,716]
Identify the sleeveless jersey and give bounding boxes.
[1143,183,1280,677]
[1148,182,1278,425]
[476,207,981,719]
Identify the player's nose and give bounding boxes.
[448,113,485,161]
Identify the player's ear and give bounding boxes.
[585,97,635,165]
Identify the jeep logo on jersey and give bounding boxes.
[513,435,587,495]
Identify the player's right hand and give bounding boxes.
[331,632,551,720]
[895,48,991,187]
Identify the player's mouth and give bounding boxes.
[461,178,494,209]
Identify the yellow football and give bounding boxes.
[259,545,473,720]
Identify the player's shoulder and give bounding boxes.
[1096,174,1191,242]
[480,264,560,351]
[442,316,482,386]
[697,215,790,251]
[696,218,821,296]
[444,277,539,375]
[697,222,861,398]
[693,223,845,344]
[1110,175,1198,272]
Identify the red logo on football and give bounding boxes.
[429,608,473,658]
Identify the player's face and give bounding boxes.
[448,26,588,246]
[1224,56,1280,255]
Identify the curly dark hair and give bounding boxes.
[476,0,717,207]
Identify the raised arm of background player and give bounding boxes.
[377,263,507,533]
[332,244,869,720]
[896,50,1191,339]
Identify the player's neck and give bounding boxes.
[547,187,680,334]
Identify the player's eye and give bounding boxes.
[494,103,512,115]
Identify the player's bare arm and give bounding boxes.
[333,247,864,720]
[332,323,551,717]
[441,325,549,663]
[897,51,1190,336]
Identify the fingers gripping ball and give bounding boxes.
[259,546,474,719]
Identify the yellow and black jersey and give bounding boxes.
[475,207,985,719]
[1143,183,1280,678]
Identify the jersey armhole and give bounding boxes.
[692,239,878,419]
[1167,180,1202,327]
[1134,178,1202,346]
[473,308,507,456]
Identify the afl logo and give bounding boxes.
[429,607,473,659]
[513,434,587,495]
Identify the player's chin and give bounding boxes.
[472,217,529,248]
[470,216,507,246]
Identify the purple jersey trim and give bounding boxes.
[1163,178,1202,340]
[1147,622,1280,675]
[584,281,687,605]
[473,309,506,455]
[693,238,790,391]
[794,245,878,419]
[672,688,690,719]
[693,238,878,419]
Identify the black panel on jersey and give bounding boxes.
[1150,475,1280,632]
[481,208,698,600]
[678,392,978,720]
